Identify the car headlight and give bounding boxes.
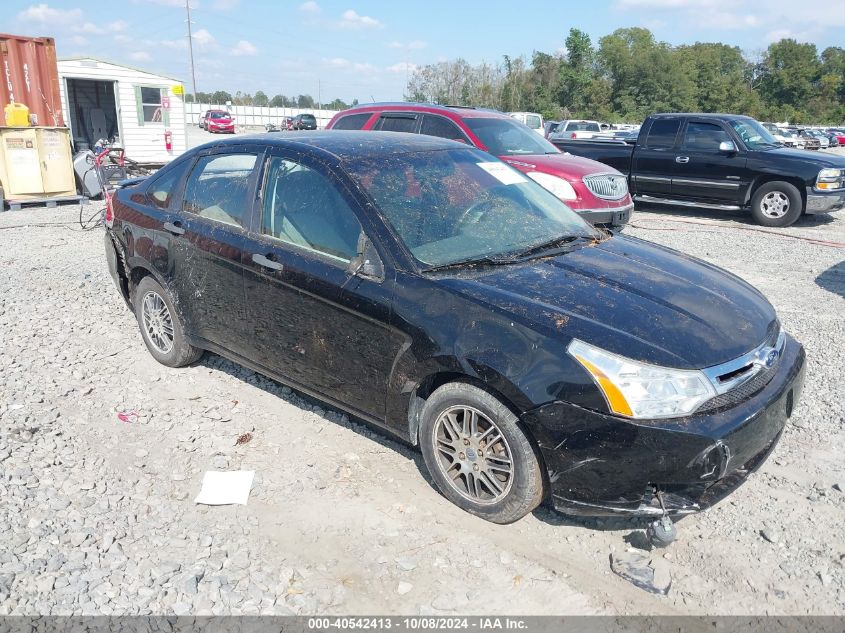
[817,168,845,191]
[526,172,577,201]
[568,339,716,419]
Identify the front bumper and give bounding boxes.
[806,188,845,214]
[522,335,805,517]
[576,203,633,227]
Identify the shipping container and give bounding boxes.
[0,33,64,127]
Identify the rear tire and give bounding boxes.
[750,181,802,228]
[133,276,203,367]
[419,382,545,524]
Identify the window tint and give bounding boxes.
[146,161,188,209]
[565,121,600,132]
[333,113,371,130]
[463,117,559,156]
[419,115,468,142]
[525,115,542,129]
[377,115,417,133]
[262,157,361,262]
[182,153,258,227]
[646,118,680,148]
[683,122,729,151]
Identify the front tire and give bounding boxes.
[133,276,203,367]
[750,181,802,227]
[419,382,545,524]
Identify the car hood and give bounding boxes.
[438,234,777,369]
[766,146,845,167]
[500,153,619,182]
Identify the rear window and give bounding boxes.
[376,115,418,133]
[565,121,600,132]
[332,113,372,130]
[300,114,316,122]
[645,118,681,148]
[525,115,542,129]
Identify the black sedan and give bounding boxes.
[104,132,805,527]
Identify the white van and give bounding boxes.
[508,112,545,137]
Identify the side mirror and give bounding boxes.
[347,233,384,280]
[719,140,737,153]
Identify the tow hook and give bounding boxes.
[646,490,677,548]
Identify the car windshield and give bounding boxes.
[463,118,559,156]
[345,148,596,269]
[210,111,230,119]
[730,119,780,149]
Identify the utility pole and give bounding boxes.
[317,78,321,111]
[185,0,198,101]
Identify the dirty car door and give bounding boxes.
[168,146,262,353]
[242,150,400,421]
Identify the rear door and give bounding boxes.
[241,148,402,421]
[419,114,471,144]
[632,117,681,197]
[671,119,749,204]
[167,145,263,354]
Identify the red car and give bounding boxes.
[326,103,633,227]
[200,109,235,134]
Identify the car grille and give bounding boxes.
[697,323,783,413]
[583,174,628,200]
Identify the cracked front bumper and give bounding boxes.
[522,335,806,517]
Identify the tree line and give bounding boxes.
[406,27,845,125]
[185,90,357,111]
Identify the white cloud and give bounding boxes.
[388,40,426,50]
[231,39,258,56]
[129,51,152,62]
[17,4,83,24]
[386,62,418,74]
[337,9,383,30]
[160,38,187,50]
[75,20,127,35]
[299,1,321,13]
[325,57,351,67]
[192,28,217,49]
[70,35,88,46]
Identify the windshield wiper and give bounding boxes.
[509,234,593,259]
[423,255,523,273]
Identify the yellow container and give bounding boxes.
[4,102,31,127]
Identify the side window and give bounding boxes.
[376,114,418,133]
[333,113,372,130]
[261,157,362,262]
[683,122,729,151]
[182,153,258,227]
[646,118,681,148]
[419,115,469,143]
[146,161,189,209]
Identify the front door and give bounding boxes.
[242,150,400,421]
[167,146,262,353]
[671,119,749,204]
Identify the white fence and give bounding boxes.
[186,104,341,129]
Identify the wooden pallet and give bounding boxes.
[3,194,85,212]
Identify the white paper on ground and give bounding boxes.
[194,470,255,505]
[476,161,528,185]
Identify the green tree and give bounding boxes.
[253,90,269,106]
[558,28,595,117]
[269,94,287,107]
[758,39,821,121]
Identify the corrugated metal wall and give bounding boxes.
[0,33,64,126]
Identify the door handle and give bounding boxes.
[252,253,284,271]
[675,156,690,164]
[163,221,185,235]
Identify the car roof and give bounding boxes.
[195,130,470,161]
[651,112,754,121]
[336,102,507,120]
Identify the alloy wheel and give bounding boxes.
[432,405,514,505]
[141,291,174,354]
[760,191,790,219]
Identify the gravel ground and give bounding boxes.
[0,199,843,616]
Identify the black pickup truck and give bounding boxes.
[553,113,845,227]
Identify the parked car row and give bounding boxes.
[761,122,843,150]
[199,110,320,134]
